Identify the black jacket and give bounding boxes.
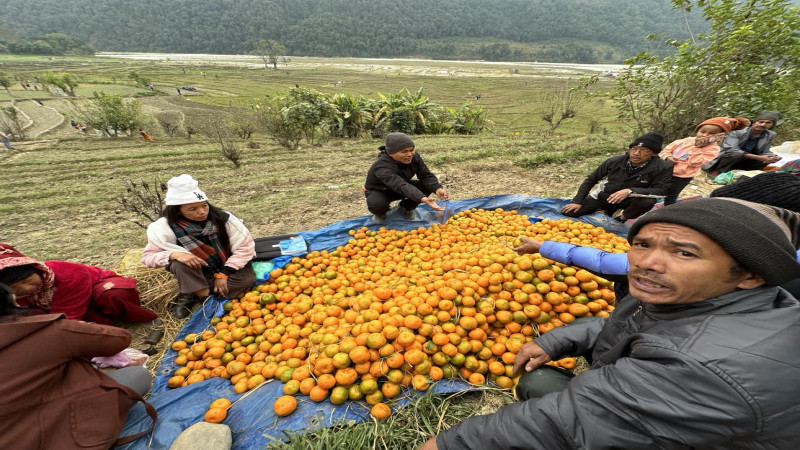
[438,287,800,449]
[572,154,673,204]
[364,149,441,202]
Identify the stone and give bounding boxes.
[169,422,232,450]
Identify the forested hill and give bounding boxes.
[0,0,706,63]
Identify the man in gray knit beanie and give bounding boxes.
[424,197,800,450]
[364,132,450,223]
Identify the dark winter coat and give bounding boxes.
[437,286,800,449]
[364,149,441,203]
[572,154,673,204]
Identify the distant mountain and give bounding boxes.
[0,0,707,63]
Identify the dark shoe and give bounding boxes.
[611,209,626,222]
[170,293,196,319]
[401,207,415,220]
[141,319,165,355]
[373,214,386,224]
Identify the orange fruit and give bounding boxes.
[210,398,232,409]
[204,407,227,423]
[309,386,329,402]
[370,403,392,420]
[273,395,298,417]
[167,376,185,388]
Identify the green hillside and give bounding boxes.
[0,0,705,63]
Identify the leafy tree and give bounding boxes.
[367,88,438,135]
[127,71,151,87]
[328,93,368,138]
[0,106,27,139]
[251,39,287,69]
[281,87,337,144]
[254,96,304,150]
[75,92,145,136]
[41,71,78,96]
[39,33,93,55]
[449,102,491,135]
[0,72,11,93]
[608,0,800,141]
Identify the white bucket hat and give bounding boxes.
[164,174,208,206]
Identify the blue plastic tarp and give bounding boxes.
[120,194,629,449]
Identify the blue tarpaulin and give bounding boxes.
[120,195,629,449]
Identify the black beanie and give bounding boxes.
[628,198,800,286]
[711,172,800,213]
[383,132,415,154]
[629,131,664,153]
[0,265,36,285]
[755,110,780,123]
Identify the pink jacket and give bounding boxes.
[141,212,255,270]
[659,137,720,178]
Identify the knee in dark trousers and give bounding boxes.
[366,190,401,216]
[619,198,657,219]
[167,260,209,294]
[665,176,693,205]
[365,180,433,215]
[515,366,574,401]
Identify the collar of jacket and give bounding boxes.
[640,286,793,321]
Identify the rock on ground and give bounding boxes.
[169,422,232,450]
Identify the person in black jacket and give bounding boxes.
[561,131,673,222]
[422,198,800,450]
[364,132,449,223]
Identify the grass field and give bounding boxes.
[1,54,662,449]
[2,54,630,268]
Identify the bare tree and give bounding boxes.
[116,178,166,229]
[204,119,243,168]
[539,79,588,134]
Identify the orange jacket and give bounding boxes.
[659,136,720,178]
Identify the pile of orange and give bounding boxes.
[167,208,627,419]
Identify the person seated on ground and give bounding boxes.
[0,284,156,449]
[139,128,152,140]
[659,116,749,205]
[703,110,782,175]
[364,132,449,223]
[515,173,800,299]
[0,243,158,325]
[421,198,800,450]
[141,174,256,319]
[561,131,672,222]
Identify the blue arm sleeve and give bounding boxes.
[539,241,629,276]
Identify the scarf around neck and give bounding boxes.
[625,156,653,174]
[169,219,229,271]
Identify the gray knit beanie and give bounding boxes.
[383,132,415,154]
[711,172,800,213]
[628,198,800,285]
[755,110,780,123]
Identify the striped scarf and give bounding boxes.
[625,156,653,174]
[169,219,229,271]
